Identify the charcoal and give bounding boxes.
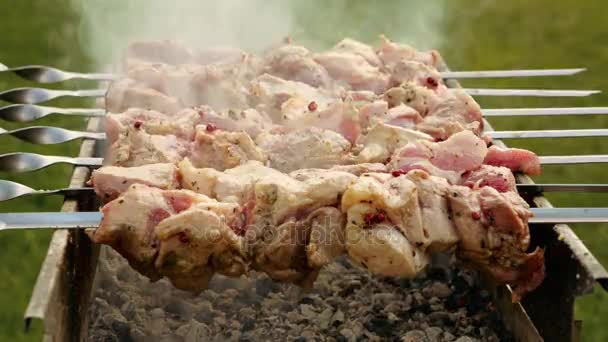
[88,247,513,341]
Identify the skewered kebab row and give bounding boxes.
[107,36,474,141]
[103,108,539,192]
[89,160,543,301]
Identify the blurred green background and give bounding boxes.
[1,0,607,341]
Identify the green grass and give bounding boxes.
[1,0,607,340]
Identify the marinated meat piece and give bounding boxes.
[263,44,332,88]
[189,127,268,171]
[128,63,250,111]
[404,170,459,253]
[332,38,382,67]
[256,127,352,172]
[384,82,483,140]
[389,130,488,184]
[105,129,189,167]
[341,173,428,254]
[306,207,346,268]
[358,100,389,128]
[105,108,202,145]
[250,217,319,287]
[483,145,542,176]
[125,40,196,65]
[250,74,337,122]
[91,185,209,280]
[447,185,543,300]
[417,88,483,140]
[105,78,181,115]
[196,46,246,65]
[341,173,429,277]
[91,163,179,201]
[155,201,247,292]
[389,60,443,89]
[282,100,361,144]
[195,106,276,138]
[356,122,433,164]
[462,165,517,193]
[314,51,389,94]
[377,35,443,68]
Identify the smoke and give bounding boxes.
[72,0,447,67]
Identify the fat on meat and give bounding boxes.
[314,51,389,94]
[389,130,488,184]
[341,173,429,277]
[255,127,352,172]
[105,78,181,115]
[91,163,179,201]
[105,108,202,145]
[105,129,189,167]
[188,127,268,170]
[356,122,433,164]
[332,38,382,67]
[483,145,542,176]
[263,44,332,88]
[377,35,443,69]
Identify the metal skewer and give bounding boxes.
[0,180,92,202]
[1,174,608,202]
[4,126,608,145]
[463,88,600,97]
[0,63,586,83]
[0,126,105,144]
[441,68,586,79]
[1,152,607,173]
[4,104,608,123]
[0,86,599,105]
[486,129,608,139]
[0,153,103,172]
[0,65,116,83]
[483,107,608,117]
[0,104,105,122]
[0,87,106,104]
[2,207,607,231]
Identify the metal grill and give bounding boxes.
[0,63,607,341]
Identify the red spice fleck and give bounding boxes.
[426,76,439,88]
[308,101,318,112]
[471,211,481,220]
[133,120,143,129]
[177,232,190,243]
[206,123,217,132]
[465,182,474,189]
[391,170,405,177]
[364,211,386,226]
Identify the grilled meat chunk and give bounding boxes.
[91,163,179,201]
[105,129,189,167]
[377,35,443,69]
[256,127,352,172]
[484,145,542,176]
[314,51,389,94]
[189,127,268,170]
[263,44,332,88]
[389,130,488,184]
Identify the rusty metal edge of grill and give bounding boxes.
[20,63,608,342]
